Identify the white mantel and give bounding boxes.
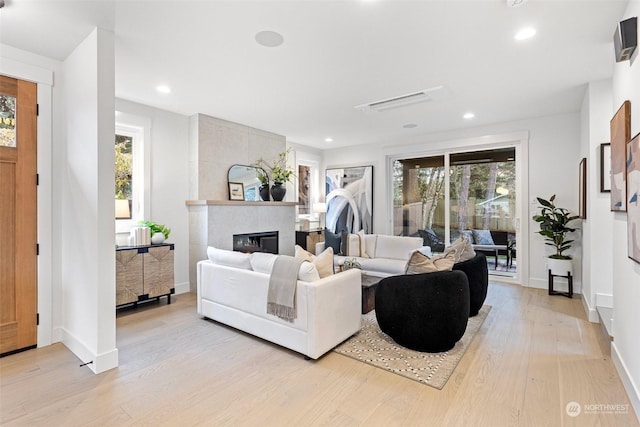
[186,200,296,291]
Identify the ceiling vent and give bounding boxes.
[355,86,449,113]
[506,0,528,7]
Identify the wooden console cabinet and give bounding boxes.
[115,243,175,307]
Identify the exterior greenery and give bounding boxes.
[115,134,133,199]
[532,195,579,260]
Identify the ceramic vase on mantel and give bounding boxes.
[259,184,270,201]
[547,258,572,276]
[270,182,286,202]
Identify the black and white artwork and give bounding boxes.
[325,166,373,234]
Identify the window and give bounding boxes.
[115,112,150,233]
[0,94,16,147]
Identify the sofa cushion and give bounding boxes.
[207,246,252,270]
[446,236,476,263]
[252,251,320,282]
[472,229,494,245]
[374,235,423,260]
[356,257,409,276]
[405,250,456,274]
[295,245,334,279]
[364,234,377,258]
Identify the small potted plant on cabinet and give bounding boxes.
[532,195,579,275]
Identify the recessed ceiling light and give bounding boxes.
[156,85,171,94]
[255,31,284,47]
[515,27,536,41]
[403,123,418,129]
[325,137,333,143]
[463,112,475,119]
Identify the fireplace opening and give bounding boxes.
[233,231,279,254]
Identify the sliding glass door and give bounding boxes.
[393,147,517,278]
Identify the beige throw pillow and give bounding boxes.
[446,236,476,263]
[356,230,368,258]
[405,250,456,274]
[295,245,334,279]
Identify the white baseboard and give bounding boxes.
[174,281,190,295]
[612,343,640,423]
[61,328,118,374]
[596,293,613,308]
[526,278,547,290]
[582,294,600,323]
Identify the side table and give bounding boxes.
[548,270,573,298]
[361,273,381,314]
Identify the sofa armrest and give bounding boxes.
[304,268,361,359]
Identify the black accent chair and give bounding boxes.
[418,229,446,253]
[375,270,470,352]
[452,252,489,317]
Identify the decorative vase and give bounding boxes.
[270,182,286,202]
[259,184,270,201]
[547,258,572,276]
[151,232,166,245]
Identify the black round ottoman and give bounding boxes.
[375,270,470,353]
[452,252,488,317]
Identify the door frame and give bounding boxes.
[1,58,54,347]
[385,131,530,286]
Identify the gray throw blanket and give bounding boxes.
[267,255,305,322]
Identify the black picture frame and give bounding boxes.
[600,143,611,193]
[579,158,587,219]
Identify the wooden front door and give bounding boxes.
[0,75,38,356]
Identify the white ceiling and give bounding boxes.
[0,0,629,149]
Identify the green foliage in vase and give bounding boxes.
[254,148,294,184]
[343,258,362,270]
[138,220,171,239]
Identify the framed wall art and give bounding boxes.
[600,143,611,193]
[627,132,640,263]
[610,100,631,211]
[325,165,373,234]
[579,158,587,219]
[228,182,245,201]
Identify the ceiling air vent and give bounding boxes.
[355,86,449,113]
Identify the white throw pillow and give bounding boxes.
[295,245,334,279]
[298,262,321,282]
[207,246,252,270]
[250,252,277,274]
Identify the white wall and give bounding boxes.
[610,0,640,417]
[321,113,582,290]
[115,99,190,294]
[580,79,614,322]
[60,28,117,374]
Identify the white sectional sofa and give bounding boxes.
[316,233,428,278]
[197,247,362,360]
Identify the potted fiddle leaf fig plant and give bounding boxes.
[532,195,579,275]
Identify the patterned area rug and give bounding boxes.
[333,305,491,389]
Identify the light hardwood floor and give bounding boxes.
[1,282,638,426]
